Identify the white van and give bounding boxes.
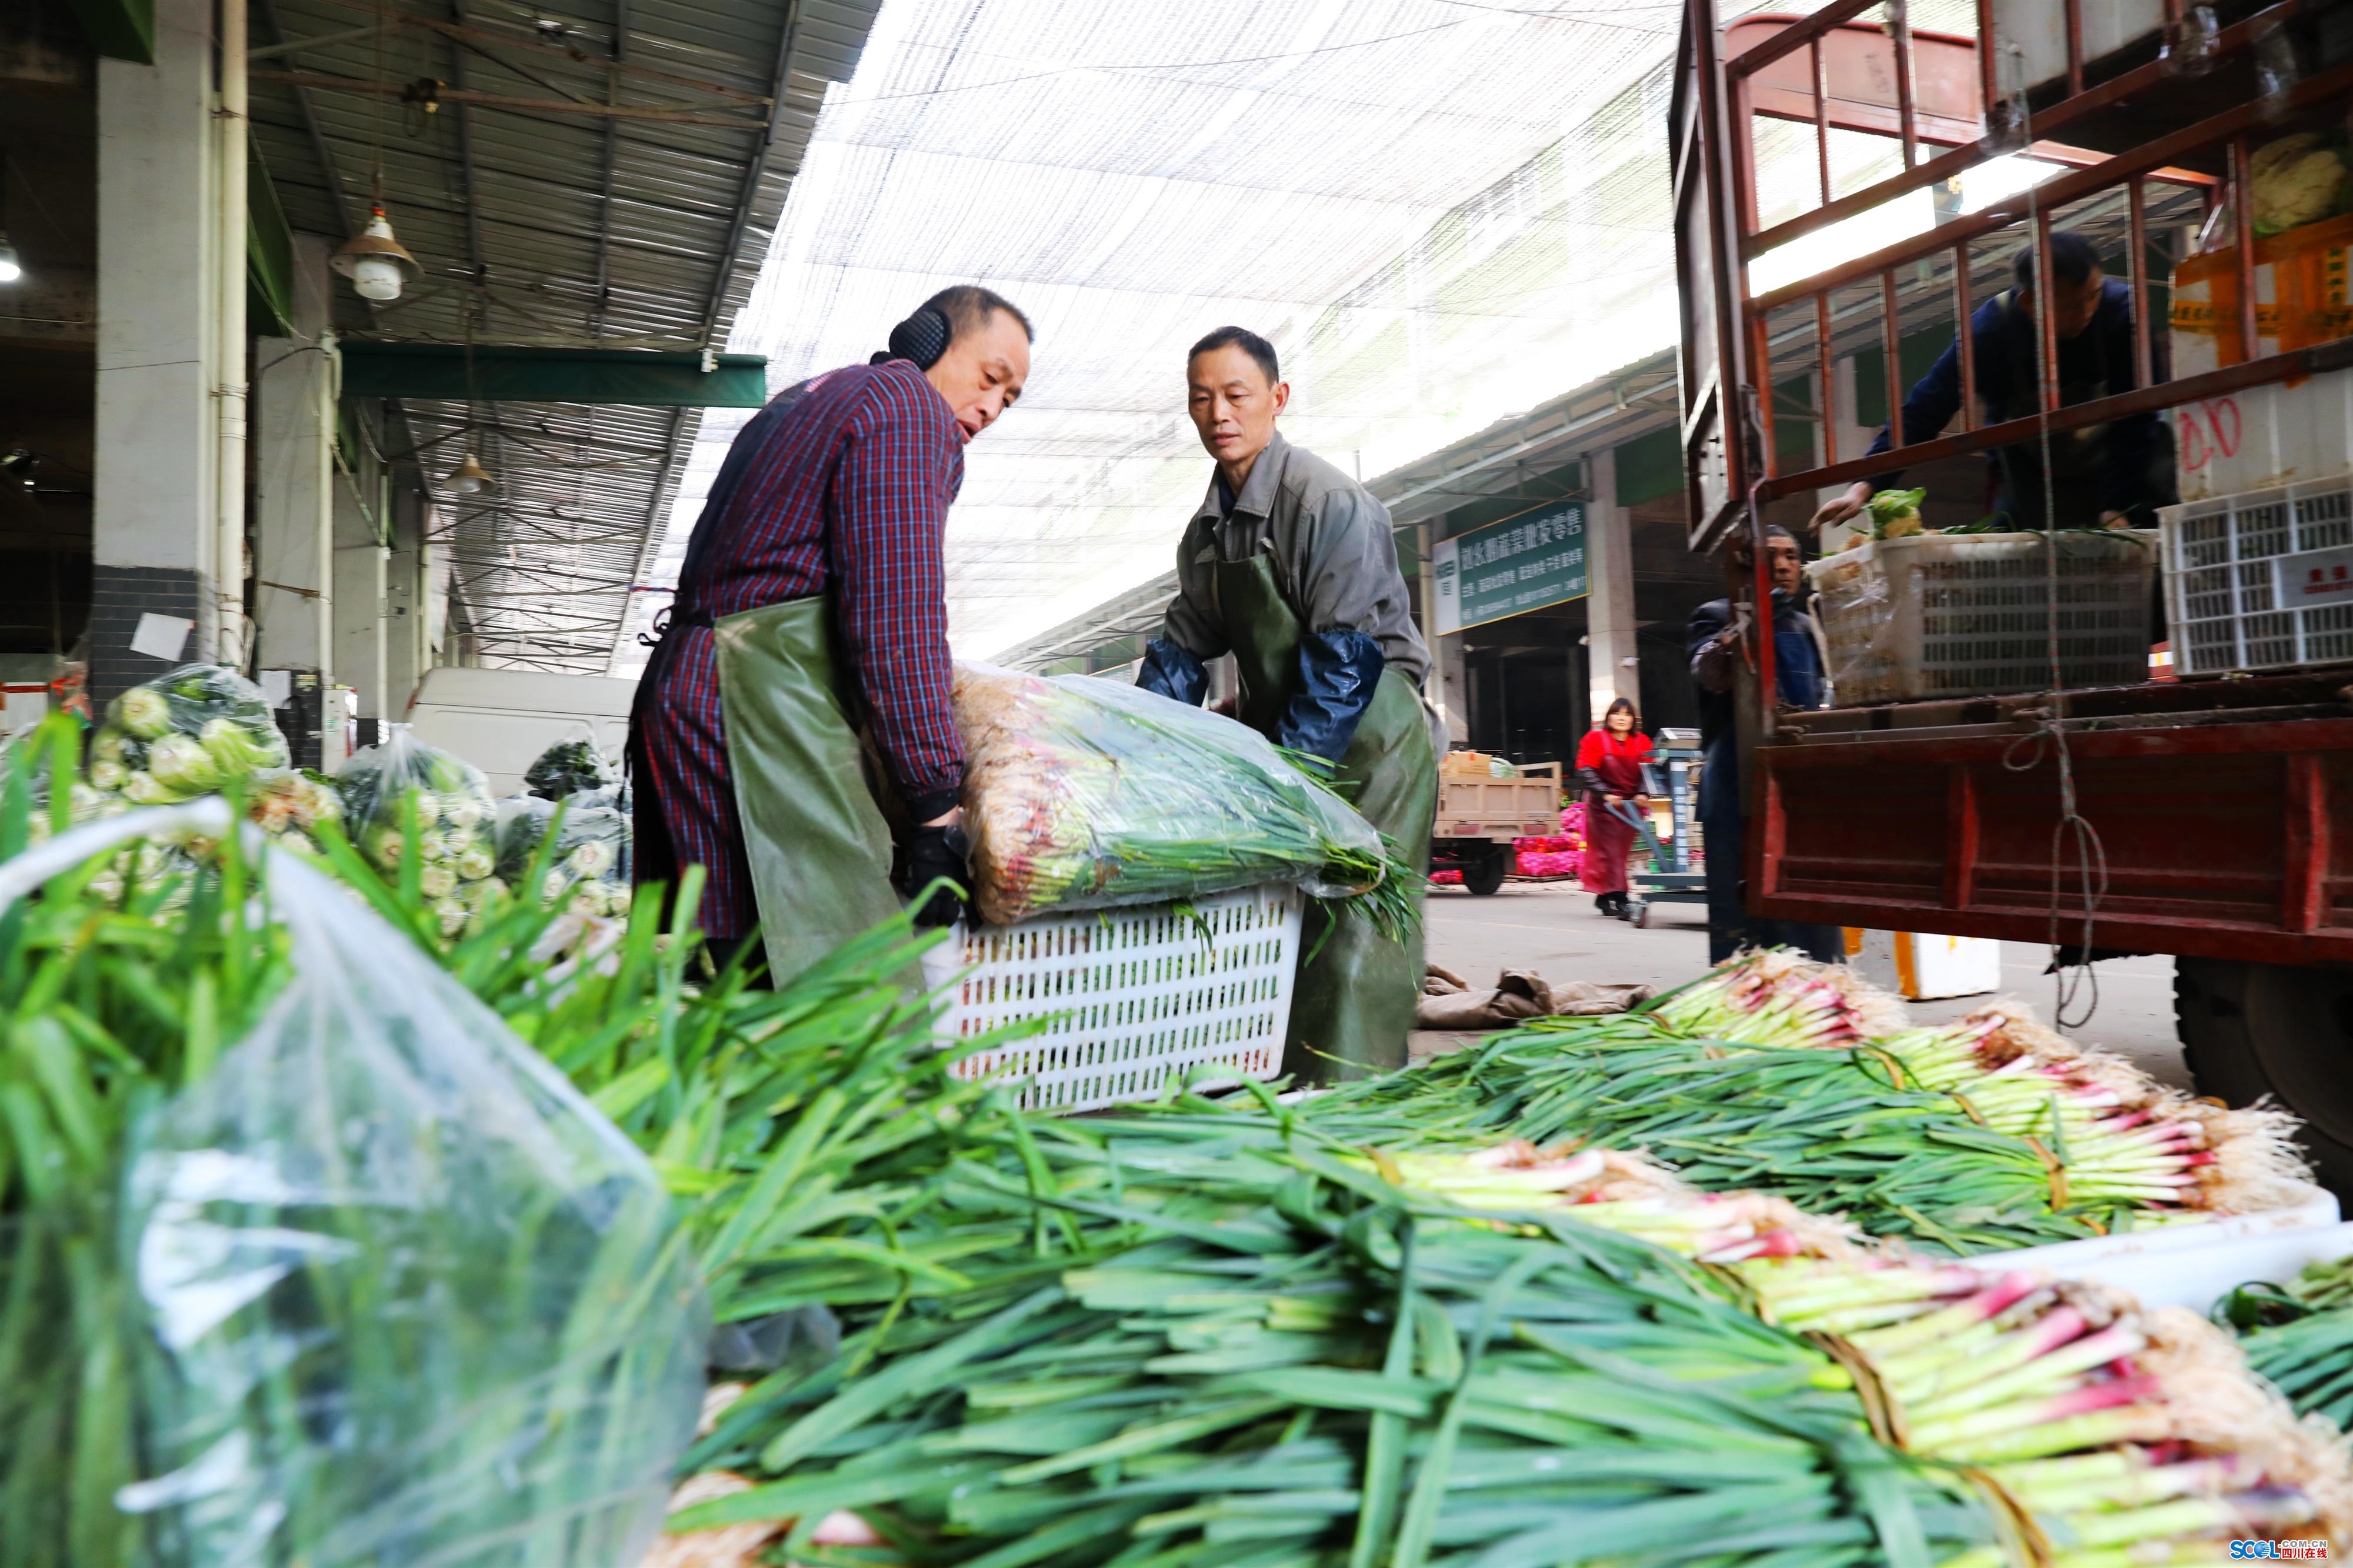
[402,668,638,796]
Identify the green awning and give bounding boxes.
[70,0,152,62]
[338,343,770,408]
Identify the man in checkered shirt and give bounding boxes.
[631,286,1031,972]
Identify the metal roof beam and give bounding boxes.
[591,0,628,339]
[251,0,358,236]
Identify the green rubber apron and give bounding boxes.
[711,596,905,986]
[1216,552,1437,1082]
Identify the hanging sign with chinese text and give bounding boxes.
[1431,501,1588,635]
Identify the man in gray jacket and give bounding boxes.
[1137,326,1439,1080]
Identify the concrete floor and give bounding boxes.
[1415,879,2189,1087]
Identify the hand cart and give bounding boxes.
[1604,796,1708,929]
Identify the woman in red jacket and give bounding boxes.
[1576,698,1654,918]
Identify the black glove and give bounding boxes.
[897,821,972,928]
[1136,638,1208,706]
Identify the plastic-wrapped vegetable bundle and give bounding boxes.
[496,792,633,918]
[524,736,614,801]
[91,663,289,804]
[244,766,342,846]
[118,840,705,1568]
[953,663,1388,924]
[336,725,500,936]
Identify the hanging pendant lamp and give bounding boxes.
[332,204,420,302]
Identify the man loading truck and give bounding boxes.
[630,286,1032,981]
[1810,231,2175,535]
[1136,326,1441,1082]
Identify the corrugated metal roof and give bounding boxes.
[248,0,882,671]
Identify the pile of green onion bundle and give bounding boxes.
[664,1178,2011,1568]
[1299,1026,2168,1252]
[657,1119,2353,1567]
[1739,1253,2350,1562]
[1348,1139,1868,1265]
[1651,946,1911,1049]
[1866,1005,2311,1219]
[2222,1256,2353,1430]
[1291,952,2310,1253]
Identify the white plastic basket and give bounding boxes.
[2160,477,2353,676]
[1805,530,2157,705]
[921,883,1302,1114]
[1968,1189,2346,1317]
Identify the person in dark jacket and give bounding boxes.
[1136,326,1440,1082]
[1812,229,2175,533]
[1689,525,1840,965]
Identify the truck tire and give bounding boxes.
[2176,958,2353,1192]
[1463,845,1508,896]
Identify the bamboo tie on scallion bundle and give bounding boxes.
[1735,1254,2353,1564]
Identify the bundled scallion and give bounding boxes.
[1649,946,1910,1049]
[1740,1252,2352,1560]
[658,1179,2006,1568]
[2222,1255,2353,1430]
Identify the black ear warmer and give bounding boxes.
[871,305,951,369]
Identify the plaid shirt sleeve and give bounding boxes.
[829,364,967,821]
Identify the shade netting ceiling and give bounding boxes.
[614,0,1995,672]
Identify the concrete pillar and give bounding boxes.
[384,488,429,712]
[90,0,222,704]
[332,459,388,724]
[1419,521,1468,746]
[1582,447,1639,728]
[252,236,335,682]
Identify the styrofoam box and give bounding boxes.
[922,883,1301,1115]
[2161,477,2353,675]
[1969,1185,2344,1313]
[1845,928,2004,1000]
[2172,371,2353,505]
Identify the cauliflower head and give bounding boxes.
[2252,133,2352,235]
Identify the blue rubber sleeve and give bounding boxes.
[1136,638,1209,706]
[1279,629,1384,763]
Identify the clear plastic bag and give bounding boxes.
[524,736,615,802]
[954,662,1387,924]
[92,664,290,805]
[242,768,342,846]
[336,725,501,934]
[496,792,633,918]
[118,845,706,1568]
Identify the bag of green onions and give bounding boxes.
[90,663,291,805]
[335,725,501,935]
[954,662,1391,924]
[118,838,706,1568]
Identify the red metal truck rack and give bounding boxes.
[1672,0,2353,1182]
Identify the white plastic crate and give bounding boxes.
[1806,531,2158,705]
[2161,477,2353,675]
[920,883,1302,1114]
[1977,1198,2349,1318]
